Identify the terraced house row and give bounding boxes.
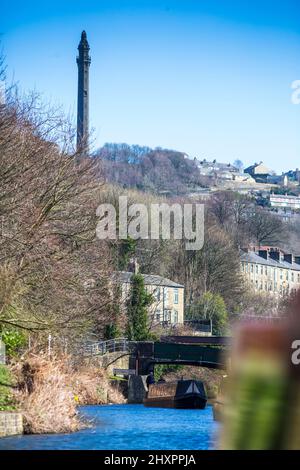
[240,248,300,296]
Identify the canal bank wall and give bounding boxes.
[84,352,130,376]
[0,412,23,437]
[128,375,148,403]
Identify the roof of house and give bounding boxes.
[240,250,300,271]
[270,193,300,201]
[116,271,184,288]
[197,160,239,172]
[244,162,272,175]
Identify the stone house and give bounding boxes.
[240,248,300,296]
[116,263,184,326]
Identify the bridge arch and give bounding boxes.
[129,341,228,375]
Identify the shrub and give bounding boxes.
[0,365,16,411]
[1,329,26,357]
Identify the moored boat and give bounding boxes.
[144,379,207,409]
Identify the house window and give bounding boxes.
[163,288,168,303]
[173,310,178,324]
[155,310,161,322]
[163,309,171,322]
[155,288,161,301]
[174,288,179,304]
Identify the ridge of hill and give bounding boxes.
[94,143,209,196]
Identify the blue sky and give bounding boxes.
[1,0,300,172]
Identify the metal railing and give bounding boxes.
[81,338,132,357]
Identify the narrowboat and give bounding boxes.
[144,379,207,409]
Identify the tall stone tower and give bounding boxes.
[76,30,91,152]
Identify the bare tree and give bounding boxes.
[247,207,287,246]
[0,71,114,345]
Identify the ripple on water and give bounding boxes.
[0,404,220,450]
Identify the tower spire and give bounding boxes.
[76,30,91,153]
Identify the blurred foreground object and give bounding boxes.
[221,293,300,449]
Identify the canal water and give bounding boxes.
[0,404,219,450]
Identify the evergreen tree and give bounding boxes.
[126,274,154,340]
[117,237,136,270]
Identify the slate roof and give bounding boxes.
[240,251,300,271]
[116,271,184,288]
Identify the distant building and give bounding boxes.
[240,248,300,296]
[117,260,184,326]
[197,160,239,180]
[285,168,300,183]
[232,173,256,183]
[270,193,300,210]
[267,174,288,186]
[244,162,274,183]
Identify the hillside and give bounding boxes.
[94,143,209,195]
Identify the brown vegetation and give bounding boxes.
[10,353,125,434]
[96,143,208,196]
[0,72,118,344]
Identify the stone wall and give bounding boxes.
[85,352,130,376]
[128,375,148,403]
[0,412,23,437]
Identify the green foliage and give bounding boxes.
[1,328,26,357]
[187,292,228,336]
[0,365,16,411]
[117,237,136,270]
[104,323,120,340]
[126,273,154,341]
[154,364,184,382]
